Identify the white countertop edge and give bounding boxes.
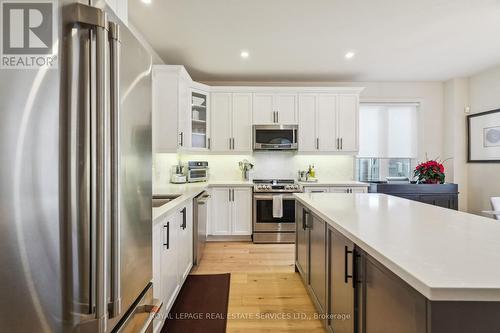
[294,194,500,302]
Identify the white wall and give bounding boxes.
[443,78,469,211]
[467,65,500,215]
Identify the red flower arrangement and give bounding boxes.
[414,159,445,184]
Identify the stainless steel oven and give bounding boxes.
[252,179,301,243]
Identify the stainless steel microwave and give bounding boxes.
[253,125,298,151]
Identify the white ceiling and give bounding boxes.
[129,0,500,82]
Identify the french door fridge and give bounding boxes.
[0,1,157,332]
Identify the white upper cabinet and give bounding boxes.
[253,93,297,124]
[210,93,232,151]
[317,94,338,151]
[210,92,252,152]
[298,94,317,151]
[337,94,359,152]
[190,88,210,150]
[253,93,275,124]
[105,0,128,24]
[298,90,361,153]
[152,66,211,152]
[152,66,189,153]
[232,93,253,152]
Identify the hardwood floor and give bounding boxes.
[191,242,326,333]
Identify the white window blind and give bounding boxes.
[358,103,418,158]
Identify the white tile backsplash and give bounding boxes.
[154,152,355,189]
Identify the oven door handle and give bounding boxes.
[253,194,296,200]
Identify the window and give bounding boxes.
[356,103,419,182]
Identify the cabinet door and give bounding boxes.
[210,187,231,235]
[253,93,274,124]
[298,94,317,151]
[419,195,454,209]
[362,254,427,333]
[190,90,209,149]
[232,93,253,152]
[177,205,193,282]
[317,94,337,151]
[231,188,252,235]
[304,187,330,193]
[152,70,179,153]
[210,93,232,151]
[178,74,191,149]
[337,95,358,152]
[309,213,327,313]
[161,213,179,312]
[295,204,309,283]
[328,227,355,333]
[329,186,350,193]
[275,93,297,124]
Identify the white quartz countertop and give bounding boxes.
[294,193,500,301]
[299,180,369,187]
[152,180,253,222]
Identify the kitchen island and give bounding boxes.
[294,193,500,333]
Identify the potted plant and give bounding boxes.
[414,159,445,184]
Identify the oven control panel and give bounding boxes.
[253,183,302,192]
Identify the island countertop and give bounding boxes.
[294,192,500,301]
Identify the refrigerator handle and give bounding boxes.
[108,21,121,319]
[67,3,108,326]
[93,20,108,328]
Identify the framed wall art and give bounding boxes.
[467,108,500,163]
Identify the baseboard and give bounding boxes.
[207,235,252,242]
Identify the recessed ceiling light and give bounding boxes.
[345,51,355,59]
[240,51,249,59]
[141,0,152,4]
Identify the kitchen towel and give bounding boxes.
[273,195,283,218]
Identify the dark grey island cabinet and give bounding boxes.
[295,201,500,333]
[368,182,459,210]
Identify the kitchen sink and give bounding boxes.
[152,194,181,208]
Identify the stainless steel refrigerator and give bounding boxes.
[0,1,157,332]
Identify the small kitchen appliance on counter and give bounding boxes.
[186,161,209,182]
[253,179,303,243]
[170,163,187,184]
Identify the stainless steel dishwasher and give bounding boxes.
[193,191,210,265]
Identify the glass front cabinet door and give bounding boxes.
[190,90,209,149]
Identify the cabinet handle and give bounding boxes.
[340,138,343,150]
[316,138,319,150]
[276,111,279,123]
[336,138,339,150]
[231,189,234,201]
[344,246,353,284]
[228,189,231,202]
[208,137,211,149]
[181,207,186,230]
[303,210,310,229]
[179,132,184,147]
[232,138,235,150]
[273,111,276,123]
[228,138,231,150]
[163,222,170,249]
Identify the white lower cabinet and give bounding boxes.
[153,202,193,333]
[209,187,252,236]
